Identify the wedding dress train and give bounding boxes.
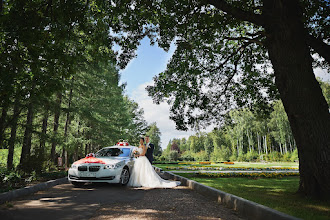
[127,148,180,188]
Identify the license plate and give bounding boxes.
[80,172,96,177]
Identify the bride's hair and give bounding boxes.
[140,137,145,143]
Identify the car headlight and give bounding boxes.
[71,164,77,169]
[104,162,124,169]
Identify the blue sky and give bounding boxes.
[119,38,199,149]
[120,38,175,95]
[119,38,330,150]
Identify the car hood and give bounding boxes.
[73,156,128,165]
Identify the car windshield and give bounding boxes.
[95,147,130,157]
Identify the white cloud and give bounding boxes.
[314,67,330,81]
[131,81,197,149]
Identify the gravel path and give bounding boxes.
[90,186,244,220]
[1,173,245,220]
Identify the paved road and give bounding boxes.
[0,181,244,220]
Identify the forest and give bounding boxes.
[0,60,153,172]
[0,1,154,173]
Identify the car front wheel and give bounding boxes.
[120,167,130,185]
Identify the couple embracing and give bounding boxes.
[128,136,180,188]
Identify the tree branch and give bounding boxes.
[307,34,330,64]
[204,0,265,26]
[205,42,250,73]
[224,36,264,46]
[220,47,245,96]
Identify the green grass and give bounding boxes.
[154,161,299,170]
[178,173,329,220]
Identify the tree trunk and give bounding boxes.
[7,97,20,170]
[20,95,34,167]
[257,132,260,154]
[264,135,268,155]
[63,77,74,168]
[39,108,49,159]
[50,92,62,163]
[85,143,88,156]
[0,102,8,148]
[264,0,330,199]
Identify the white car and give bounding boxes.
[68,141,136,187]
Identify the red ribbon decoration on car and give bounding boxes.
[74,156,106,165]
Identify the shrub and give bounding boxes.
[211,145,231,162]
[237,152,246,162]
[180,154,194,161]
[168,151,179,161]
[282,152,292,162]
[267,151,282,161]
[229,152,237,162]
[194,151,208,161]
[290,149,299,162]
[180,151,195,161]
[246,150,258,162]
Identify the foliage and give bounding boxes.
[168,150,179,161]
[146,122,162,156]
[154,161,299,171]
[0,0,154,172]
[319,79,330,108]
[160,100,302,162]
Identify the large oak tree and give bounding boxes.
[107,0,330,199]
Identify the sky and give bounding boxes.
[119,37,330,150]
[119,38,202,149]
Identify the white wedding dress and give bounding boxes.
[128,147,180,188]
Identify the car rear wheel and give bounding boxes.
[70,181,85,187]
[120,167,130,185]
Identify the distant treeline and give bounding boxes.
[161,79,330,162]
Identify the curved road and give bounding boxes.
[0,180,244,220]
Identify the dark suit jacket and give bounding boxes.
[145,143,154,164]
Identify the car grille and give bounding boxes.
[78,166,87,171]
[69,175,115,180]
[89,166,100,172]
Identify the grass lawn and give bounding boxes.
[177,173,329,220]
[154,161,299,171]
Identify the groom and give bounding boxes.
[145,135,154,164]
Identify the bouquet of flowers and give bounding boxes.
[133,150,140,158]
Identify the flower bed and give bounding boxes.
[195,172,299,178]
[164,166,298,171]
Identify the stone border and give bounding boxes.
[154,166,300,220]
[0,177,68,205]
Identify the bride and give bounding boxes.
[128,137,180,188]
